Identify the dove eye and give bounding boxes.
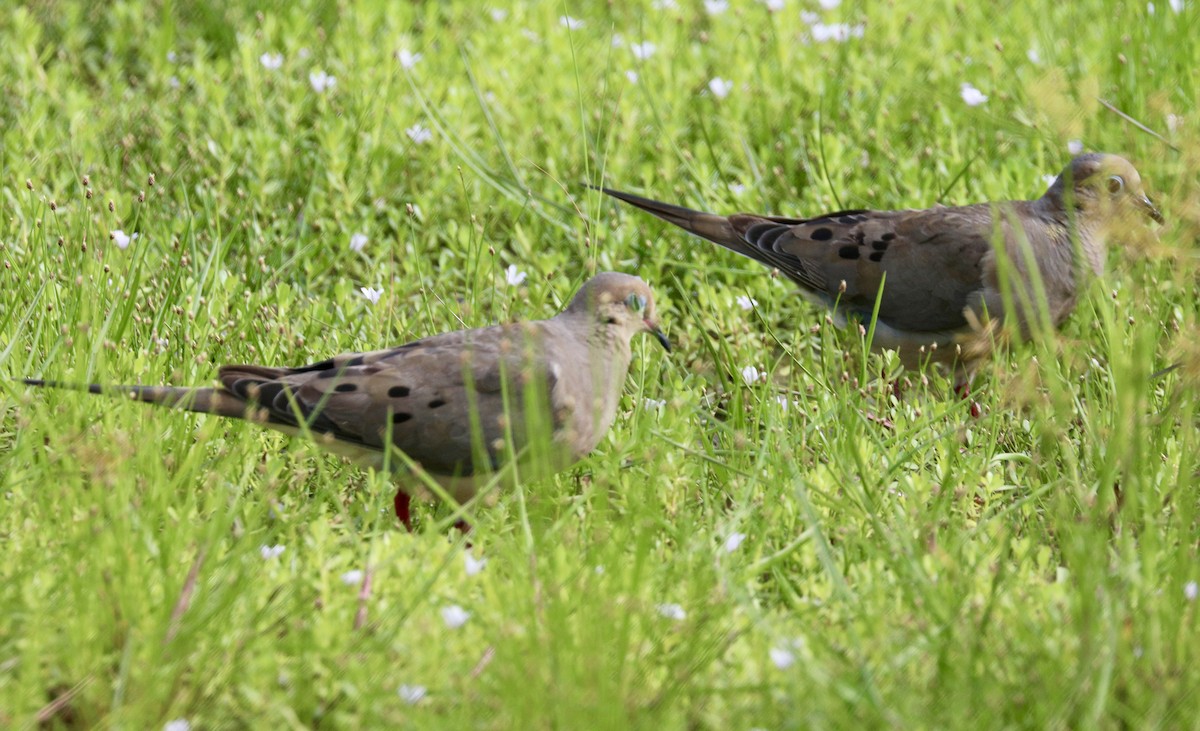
[624,293,647,311]
[1107,175,1125,195]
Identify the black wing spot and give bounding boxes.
[392,412,413,424]
[838,246,860,260]
[428,399,446,409]
[345,355,366,367]
[868,251,885,262]
[334,383,357,393]
[388,386,411,398]
[881,232,897,241]
[872,240,889,251]
[811,227,834,241]
[293,359,336,373]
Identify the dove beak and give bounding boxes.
[1137,193,1164,224]
[645,319,670,352]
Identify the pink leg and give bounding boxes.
[394,490,413,532]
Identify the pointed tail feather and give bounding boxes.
[21,379,251,419]
[591,185,743,250]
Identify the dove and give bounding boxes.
[22,272,670,530]
[597,153,1161,388]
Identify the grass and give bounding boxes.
[1,0,1198,727]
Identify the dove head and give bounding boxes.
[1044,153,1163,225]
[564,272,670,351]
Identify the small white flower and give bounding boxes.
[736,295,758,311]
[625,70,639,84]
[297,47,312,59]
[111,230,132,249]
[360,286,383,304]
[656,603,686,620]
[559,15,584,30]
[1042,174,1058,188]
[728,182,746,195]
[168,76,181,89]
[397,49,422,70]
[490,8,508,21]
[1027,47,1041,64]
[398,684,427,705]
[260,544,285,560]
[1068,139,1084,155]
[441,604,471,629]
[167,50,178,63]
[521,29,542,43]
[708,77,733,99]
[505,264,527,286]
[464,551,488,577]
[960,82,988,107]
[1169,0,1183,12]
[594,565,605,574]
[164,720,190,731]
[1133,645,1144,658]
[704,0,729,14]
[775,394,792,411]
[800,10,821,24]
[1147,1,1156,12]
[818,0,841,8]
[631,41,657,60]
[741,365,762,385]
[1166,113,1180,133]
[611,33,625,47]
[643,398,666,411]
[341,569,364,586]
[309,70,336,93]
[349,232,368,252]
[810,22,865,42]
[763,0,785,10]
[770,646,796,669]
[406,124,433,144]
[653,0,679,8]
[1186,581,1198,601]
[260,52,283,70]
[724,532,747,552]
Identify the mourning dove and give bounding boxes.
[597,153,1162,387]
[23,272,669,529]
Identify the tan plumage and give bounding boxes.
[598,153,1161,385]
[24,272,670,528]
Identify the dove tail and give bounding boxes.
[21,379,251,419]
[594,186,741,249]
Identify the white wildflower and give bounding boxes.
[1147,1,1155,12]
[656,603,686,620]
[490,8,508,21]
[741,365,762,385]
[705,0,730,14]
[1169,0,1184,11]
[297,47,311,59]
[1166,114,1180,133]
[810,22,864,42]
[728,182,746,195]
[397,49,422,70]
[724,532,747,552]
[959,82,988,107]
[505,264,527,286]
[818,0,841,7]
[653,0,679,8]
[349,232,368,252]
[441,604,471,629]
[625,70,639,84]
[164,720,190,731]
[340,569,364,586]
[1186,581,1198,601]
[309,70,336,93]
[800,10,820,24]
[1068,139,1084,155]
[260,544,285,560]
[398,684,427,705]
[360,286,383,304]
[611,33,625,47]
[631,41,657,60]
[770,646,796,669]
[1027,47,1041,64]
[260,52,283,70]
[464,551,488,577]
[763,0,785,10]
[406,124,433,144]
[708,77,733,99]
[110,230,133,249]
[736,295,757,311]
[1042,174,1058,188]
[643,398,666,411]
[559,15,584,30]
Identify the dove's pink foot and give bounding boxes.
[394,490,413,531]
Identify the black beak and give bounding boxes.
[646,321,670,352]
[1138,194,1164,224]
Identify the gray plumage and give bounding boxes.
[598,153,1161,383]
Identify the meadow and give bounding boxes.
[1,0,1198,728]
